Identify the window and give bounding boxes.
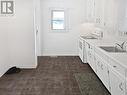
[51,10,65,30]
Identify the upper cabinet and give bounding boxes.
[85,0,95,23]
[117,0,127,36]
[85,0,127,36]
[94,0,105,28]
[103,0,119,35]
[85,0,105,28]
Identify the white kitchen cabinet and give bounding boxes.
[95,53,102,78]
[109,58,126,77]
[95,53,110,91]
[85,0,95,22]
[85,42,96,72]
[103,0,120,35]
[83,42,87,63]
[78,38,88,63]
[85,42,90,63]
[109,67,126,95]
[78,38,84,62]
[94,0,105,28]
[85,0,105,27]
[82,40,127,95]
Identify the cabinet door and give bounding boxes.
[85,42,90,63]
[89,47,96,72]
[94,0,105,28]
[83,42,87,63]
[100,60,110,91]
[86,44,95,71]
[104,0,119,35]
[86,0,95,22]
[96,55,102,78]
[96,54,110,91]
[78,39,83,62]
[109,67,126,95]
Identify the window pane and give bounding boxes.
[52,11,65,30]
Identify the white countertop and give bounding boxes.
[81,36,127,69]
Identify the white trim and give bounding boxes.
[41,53,78,56]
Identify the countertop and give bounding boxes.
[80,36,127,69]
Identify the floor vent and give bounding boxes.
[50,56,58,58]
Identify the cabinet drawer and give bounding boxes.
[109,59,126,77]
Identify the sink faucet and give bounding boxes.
[115,41,126,49]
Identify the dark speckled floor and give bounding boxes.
[0,56,108,95]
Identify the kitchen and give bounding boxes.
[0,0,127,95]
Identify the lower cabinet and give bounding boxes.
[84,40,127,95]
[78,38,84,62]
[85,42,96,72]
[109,67,126,95]
[85,42,91,64]
[95,53,110,91]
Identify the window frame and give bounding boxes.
[51,10,65,30]
[49,8,68,33]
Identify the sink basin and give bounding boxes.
[99,46,126,53]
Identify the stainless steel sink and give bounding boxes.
[81,36,97,39]
[99,46,126,53]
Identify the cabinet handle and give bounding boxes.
[89,53,92,57]
[119,83,124,91]
[97,61,100,66]
[79,42,82,50]
[101,64,103,70]
[88,44,90,48]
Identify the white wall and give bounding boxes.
[0,0,36,76]
[0,18,10,76]
[8,0,37,68]
[40,0,85,56]
[40,0,127,56]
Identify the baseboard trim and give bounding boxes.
[40,54,79,57]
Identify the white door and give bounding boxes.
[109,67,126,95]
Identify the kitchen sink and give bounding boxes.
[99,46,126,53]
[81,36,97,39]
